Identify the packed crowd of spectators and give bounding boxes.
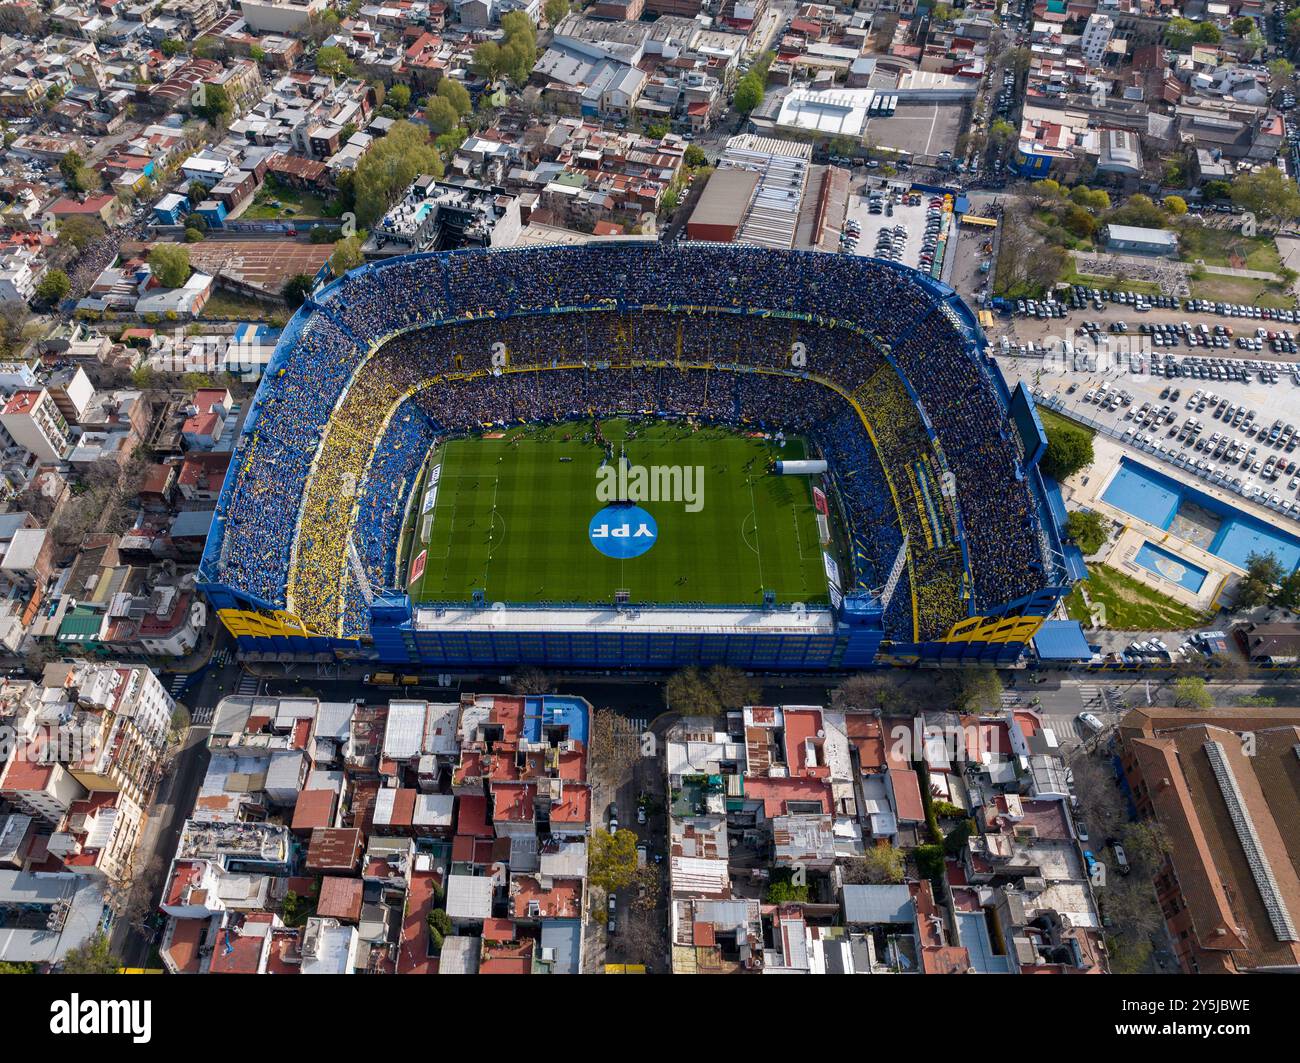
[206,245,1050,642]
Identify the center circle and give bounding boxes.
[588,504,658,559]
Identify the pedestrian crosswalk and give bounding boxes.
[236,674,260,697]
[1079,684,1104,709]
[167,673,188,697]
[190,704,215,726]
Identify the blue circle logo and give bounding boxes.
[588,504,658,559]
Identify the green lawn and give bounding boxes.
[1189,275,1295,309]
[404,419,829,607]
[200,290,283,323]
[1060,270,1162,297]
[1178,226,1283,274]
[243,178,338,221]
[1037,407,1096,440]
[1064,564,1212,631]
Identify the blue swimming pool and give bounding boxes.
[1101,458,1300,572]
[1134,540,1208,593]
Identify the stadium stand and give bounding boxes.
[200,244,1069,665]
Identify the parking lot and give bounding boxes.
[999,341,1300,523]
[993,285,1300,366]
[842,186,950,274]
[860,100,965,161]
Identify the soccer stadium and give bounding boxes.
[198,243,1074,668]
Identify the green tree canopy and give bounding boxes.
[436,78,471,116]
[472,41,508,84]
[1041,420,1095,480]
[1173,676,1213,710]
[1230,167,1300,227]
[61,932,119,974]
[1066,509,1109,554]
[194,82,232,125]
[329,234,364,277]
[1235,552,1284,607]
[35,268,71,305]
[316,45,354,80]
[149,244,191,288]
[589,828,639,894]
[352,120,443,227]
[388,83,411,112]
[734,72,764,113]
[425,95,460,136]
[282,273,315,309]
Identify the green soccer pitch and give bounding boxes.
[399,419,830,607]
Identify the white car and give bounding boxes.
[1078,712,1104,734]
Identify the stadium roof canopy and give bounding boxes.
[1031,621,1094,661]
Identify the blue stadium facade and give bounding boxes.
[197,243,1073,669]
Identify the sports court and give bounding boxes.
[400,419,831,607]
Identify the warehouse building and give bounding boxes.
[1100,223,1178,256]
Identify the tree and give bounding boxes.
[329,234,364,277]
[351,120,443,226]
[1163,194,1188,215]
[684,144,707,168]
[1062,204,1099,239]
[425,95,461,136]
[316,45,354,80]
[663,664,757,713]
[282,273,315,309]
[587,707,640,779]
[61,932,119,974]
[472,40,508,84]
[766,876,812,904]
[1121,821,1169,879]
[1268,58,1296,82]
[1066,509,1109,554]
[1272,568,1300,612]
[35,268,70,305]
[1041,420,1094,481]
[386,83,411,113]
[1165,17,1198,51]
[1231,16,1256,36]
[282,888,316,928]
[1108,193,1166,228]
[194,82,232,126]
[508,667,552,695]
[1230,167,1300,228]
[734,73,764,113]
[149,244,190,288]
[436,78,471,116]
[1202,179,1231,201]
[989,118,1016,143]
[844,844,905,884]
[646,120,670,139]
[945,668,1003,713]
[0,303,27,360]
[545,0,569,24]
[831,672,902,713]
[589,828,639,894]
[1236,551,1284,608]
[58,149,84,185]
[1195,21,1221,44]
[1172,676,1213,710]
